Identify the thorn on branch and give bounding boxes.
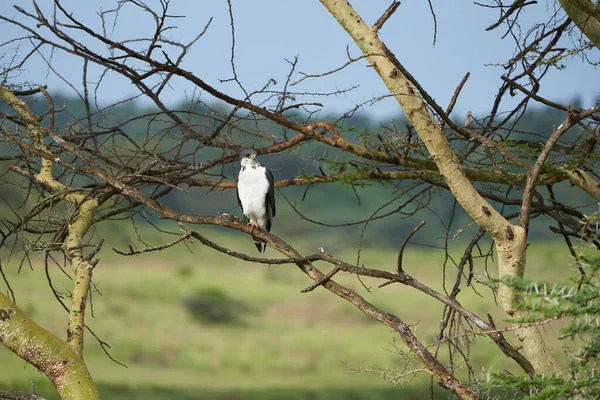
[373,1,401,32]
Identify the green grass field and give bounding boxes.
[0,231,579,399]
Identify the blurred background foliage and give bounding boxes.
[0,94,597,399]
[1,93,597,249]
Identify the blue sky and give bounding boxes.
[2,0,598,121]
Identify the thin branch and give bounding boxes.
[485,0,538,31]
[0,261,16,304]
[397,221,426,273]
[431,316,560,348]
[440,72,470,131]
[113,232,192,256]
[520,103,600,228]
[301,266,342,293]
[11,86,47,96]
[426,0,437,45]
[0,390,48,400]
[291,50,374,86]
[501,75,600,121]
[373,1,401,32]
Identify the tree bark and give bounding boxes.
[0,294,100,400]
[563,168,600,201]
[0,86,100,395]
[558,0,600,50]
[317,0,562,376]
[0,86,98,356]
[495,227,562,375]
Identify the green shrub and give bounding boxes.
[485,211,600,399]
[182,286,255,325]
[176,264,194,278]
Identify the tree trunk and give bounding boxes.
[558,0,600,50]
[496,227,562,375]
[318,0,562,376]
[0,293,100,400]
[0,86,101,398]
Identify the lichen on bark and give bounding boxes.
[0,85,101,396]
[0,293,100,400]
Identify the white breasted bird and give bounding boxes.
[236,149,276,252]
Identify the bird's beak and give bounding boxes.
[250,153,256,160]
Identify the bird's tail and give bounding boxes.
[254,240,265,252]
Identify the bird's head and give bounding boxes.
[239,149,259,168]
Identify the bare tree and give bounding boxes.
[1,1,599,399]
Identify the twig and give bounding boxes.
[501,75,600,122]
[397,221,426,273]
[430,316,560,348]
[291,50,375,86]
[547,185,586,289]
[277,102,323,113]
[43,253,127,368]
[187,228,322,265]
[426,0,437,45]
[0,390,47,400]
[373,1,401,32]
[113,232,191,255]
[485,0,537,31]
[379,51,530,170]
[0,260,16,304]
[519,104,600,229]
[11,86,47,96]
[301,266,341,293]
[440,73,470,131]
[84,238,104,262]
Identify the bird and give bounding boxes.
[236,149,276,252]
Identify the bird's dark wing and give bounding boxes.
[266,168,276,217]
[264,168,276,232]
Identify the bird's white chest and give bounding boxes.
[238,166,269,218]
